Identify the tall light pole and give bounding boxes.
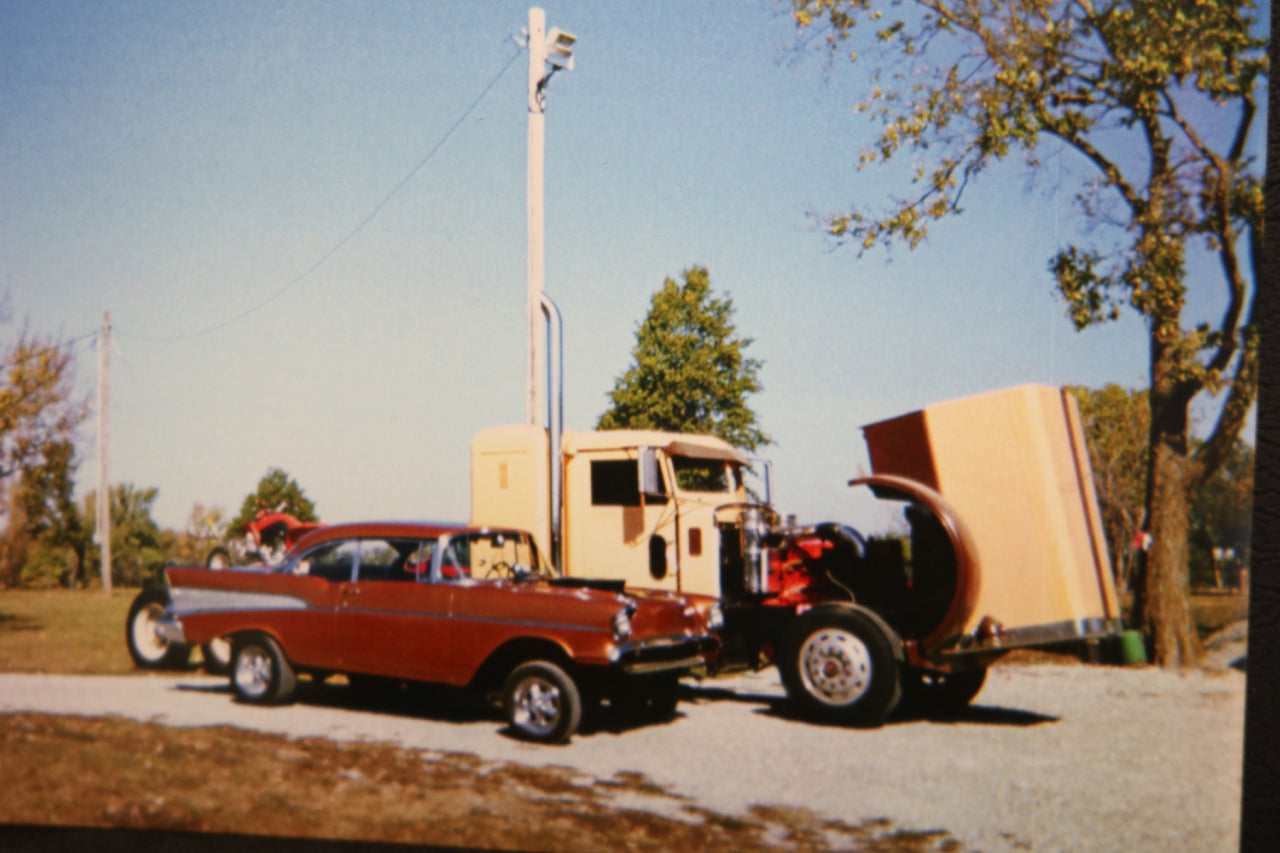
[96,312,112,594]
[526,7,575,427]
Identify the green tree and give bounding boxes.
[791,0,1264,668]
[84,484,166,587]
[1,322,88,525]
[598,266,770,452]
[167,503,229,567]
[1188,438,1253,589]
[1069,385,1149,592]
[228,468,319,552]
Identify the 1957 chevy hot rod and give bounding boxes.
[127,522,721,743]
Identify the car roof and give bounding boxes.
[289,521,510,553]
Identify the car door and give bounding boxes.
[332,537,455,683]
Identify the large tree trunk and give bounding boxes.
[1133,367,1202,668]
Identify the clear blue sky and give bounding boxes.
[1,0,1259,532]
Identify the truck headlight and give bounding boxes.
[707,603,725,631]
[612,609,632,642]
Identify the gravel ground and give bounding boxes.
[0,657,1245,853]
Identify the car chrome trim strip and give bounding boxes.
[155,614,187,644]
[169,587,311,615]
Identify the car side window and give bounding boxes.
[356,538,433,583]
[296,540,359,582]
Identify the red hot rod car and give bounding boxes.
[127,522,721,743]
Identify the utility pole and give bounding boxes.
[96,312,112,594]
[525,7,575,427]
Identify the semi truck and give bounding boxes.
[471,382,1124,726]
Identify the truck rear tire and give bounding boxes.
[901,666,987,717]
[779,606,902,727]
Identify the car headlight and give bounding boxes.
[611,608,632,642]
[706,603,725,631]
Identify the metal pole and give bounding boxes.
[526,7,547,427]
[97,312,112,593]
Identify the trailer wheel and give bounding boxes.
[902,666,987,717]
[125,588,191,670]
[779,607,901,727]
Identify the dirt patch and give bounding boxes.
[0,713,963,852]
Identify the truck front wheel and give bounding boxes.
[779,607,902,727]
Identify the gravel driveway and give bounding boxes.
[0,660,1245,853]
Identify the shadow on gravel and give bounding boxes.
[171,676,682,738]
[678,681,1059,728]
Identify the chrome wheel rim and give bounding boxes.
[798,628,872,706]
[234,646,272,698]
[131,603,169,662]
[510,676,562,737]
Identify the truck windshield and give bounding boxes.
[671,456,733,494]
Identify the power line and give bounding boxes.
[120,47,523,344]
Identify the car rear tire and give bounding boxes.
[779,606,902,727]
[125,588,191,670]
[201,638,233,675]
[231,635,297,705]
[503,660,582,744]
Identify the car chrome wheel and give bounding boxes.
[502,660,582,744]
[234,645,272,700]
[511,676,562,736]
[798,628,873,706]
[131,602,168,660]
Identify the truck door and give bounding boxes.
[563,449,679,591]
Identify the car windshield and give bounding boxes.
[438,530,553,582]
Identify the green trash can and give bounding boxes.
[1119,629,1147,665]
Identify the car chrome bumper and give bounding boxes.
[614,633,718,676]
[155,614,188,645]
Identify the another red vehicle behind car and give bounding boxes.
[130,522,721,743]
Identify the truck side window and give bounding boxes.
[590,459,640,506]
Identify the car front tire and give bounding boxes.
[503,660,582,744]
[125,588,191,670]
[231,635,297,705]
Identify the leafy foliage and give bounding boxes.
[1069,385,1148,591]
[1188,438,1253,589]
[166,503,229,567]
[598,267,770,452]
[0,318,89,587]
[791,0,1264,668]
